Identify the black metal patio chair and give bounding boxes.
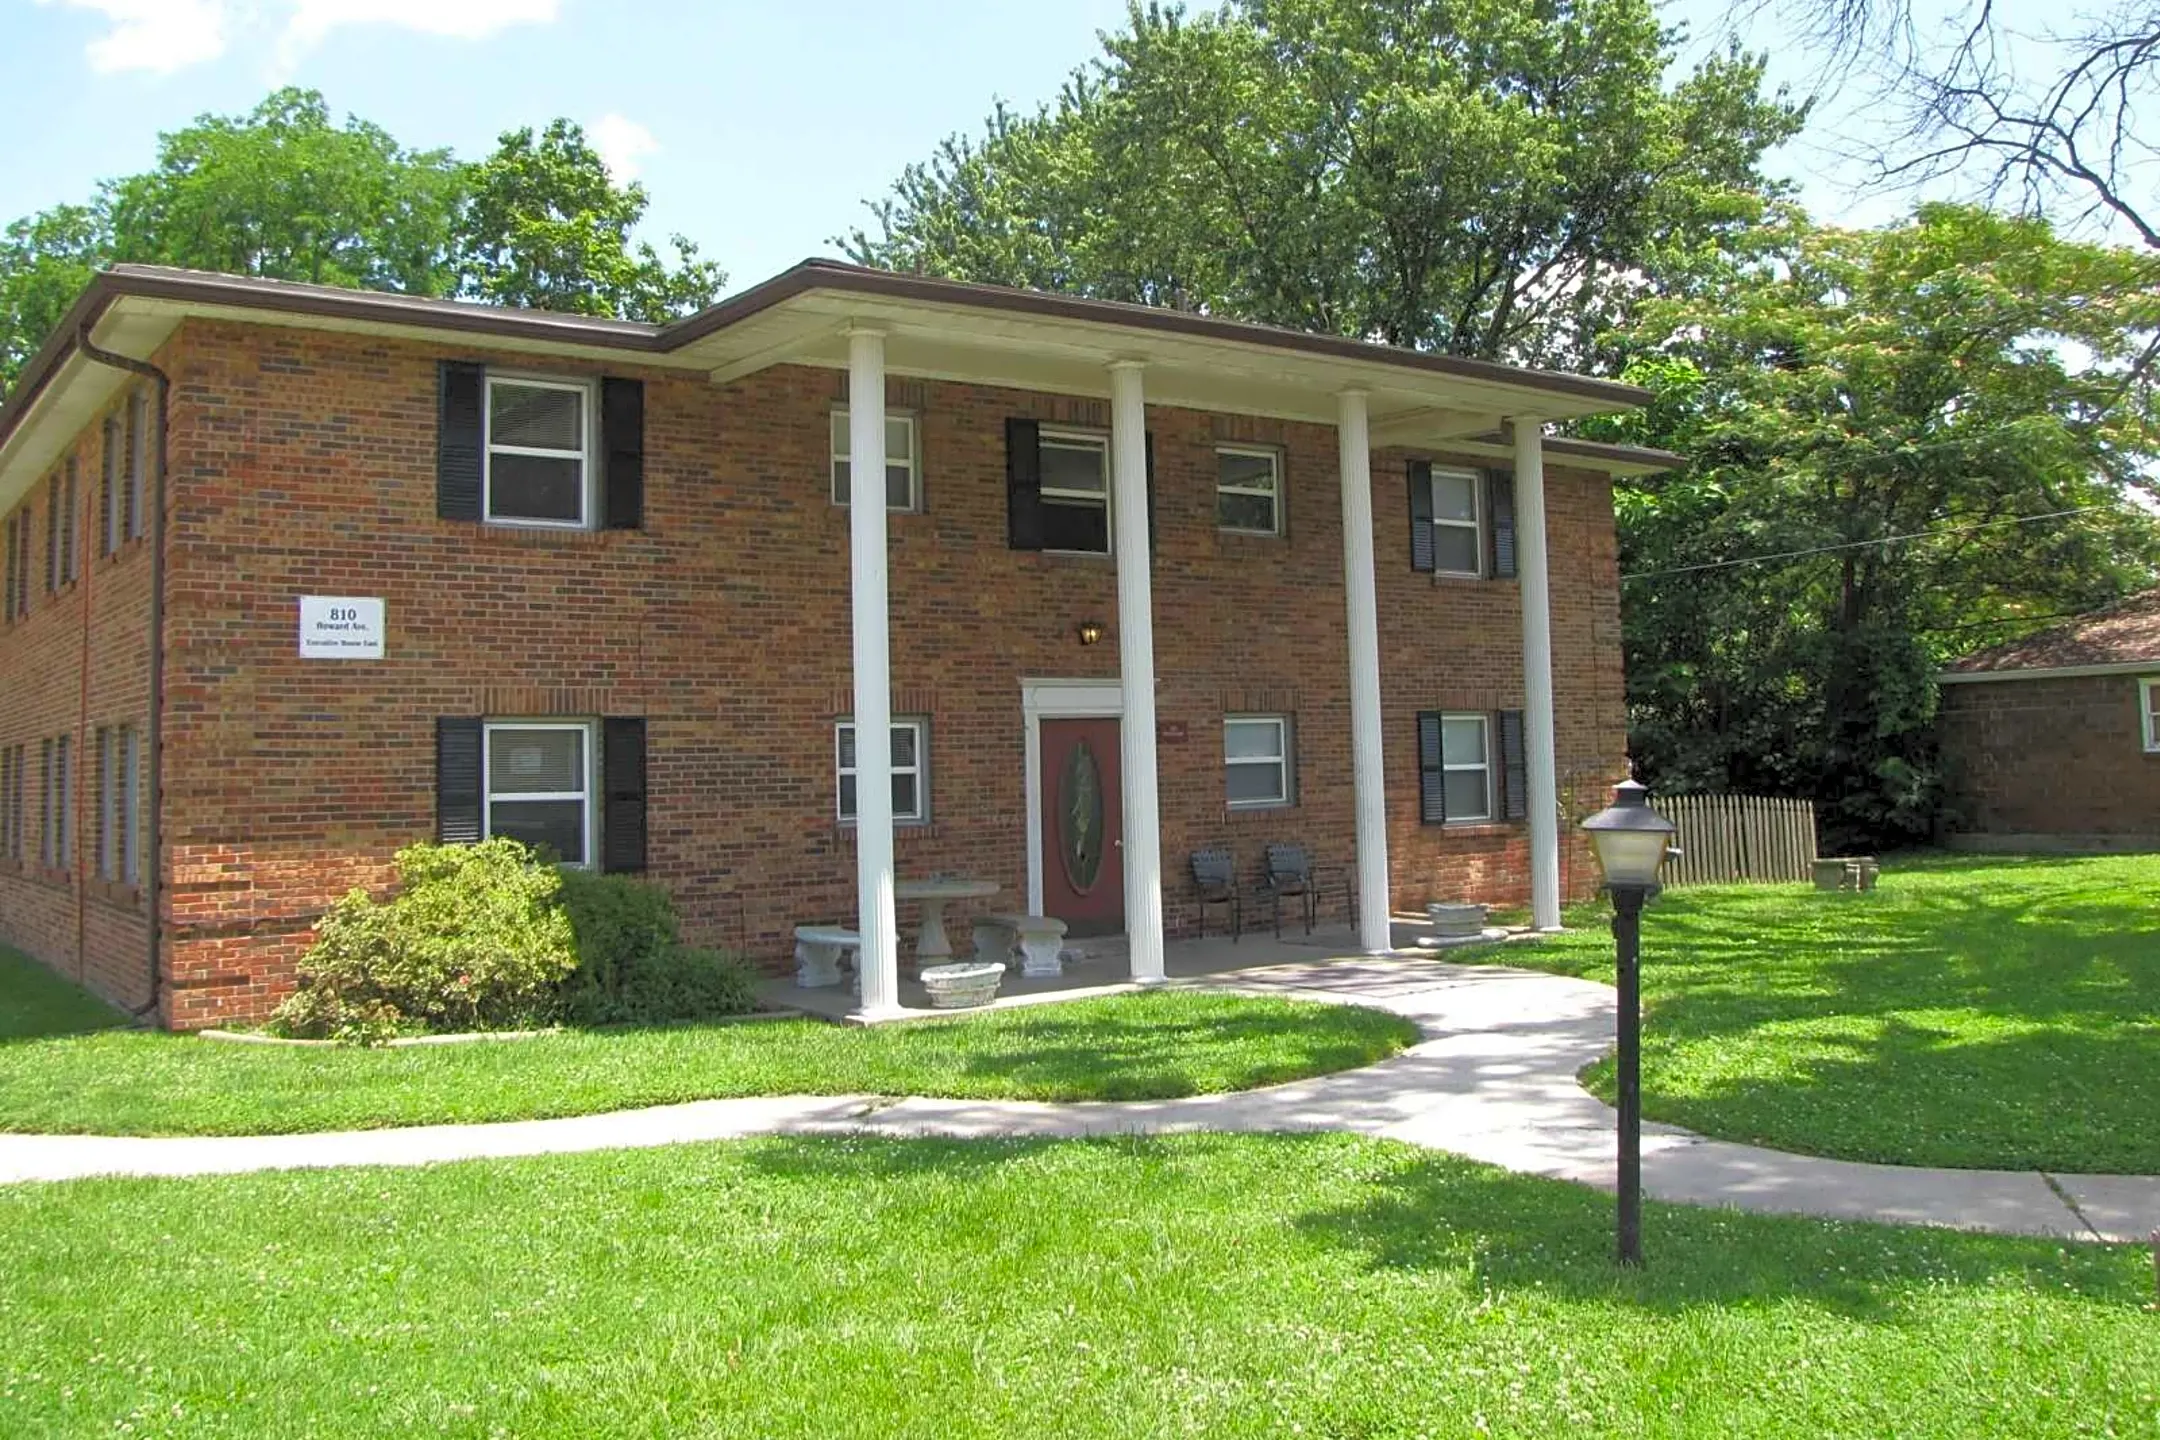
[1189,847,1244,941]
[1260,842,1356,939]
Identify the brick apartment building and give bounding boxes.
[1938,589,2160,852]
[0,260,1672,1028]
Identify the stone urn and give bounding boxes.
[1426,902,1488,939]
[920,960,1006,1009]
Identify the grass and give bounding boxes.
[1,1133,2153,1438]
[1498,852,2160,1174]
[0,947,1415,1136]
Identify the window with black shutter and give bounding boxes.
[601,717,648,873]
[1408,461,1435,572]
[1488,472,1517,579]
[601,378,645,530]
[435,718,484,846]
[1008,419,1121,555]
[1497,709,1528,820]
[1418,711,1496,824]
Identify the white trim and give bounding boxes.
[1439,711,1494,823]
[829,406,920,511]
[482,373,596,530]
[1021,678,1125,916]
[1223,714,1291,809]
[1939,660,2160,684]
[2142,676,2160,753]
[1214,444,1283,536]
[1429,465,1483,578]
[481,720,597,868]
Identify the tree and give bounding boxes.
[0,92,725,396]
[843,0,1804,366]
[456,119,724,322]
[1588,204,2160,846]
[1755,0,2157,248]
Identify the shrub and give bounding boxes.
[270,839,579,1043]
[556,871,757,1025]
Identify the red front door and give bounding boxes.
[1040,717,1124,938]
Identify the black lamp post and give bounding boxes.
[1580,777,1677,1267]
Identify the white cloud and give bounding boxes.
[276,0,559,66]
[39,0,231,75]
[589,113,658,184]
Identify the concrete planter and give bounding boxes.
[920,961,1006,1009]
[1426,902,1488,938]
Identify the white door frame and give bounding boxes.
[1022,678,1125,916]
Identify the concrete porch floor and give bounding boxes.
[760,916,1525,1022]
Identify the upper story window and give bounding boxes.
[1429,468,1482,577]
[1225,715,1293,809]
[2142,677,2159,753]
[1040,430,1112,555]
[830,409,920,510]
[1216,447,1282,536]
[486,376,594,528]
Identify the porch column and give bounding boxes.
[1337,388,1393,954]
[1109,359,1165,981]
[848,327,901,1013]
[1514,418,1562,931]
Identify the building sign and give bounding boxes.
[298,596,385,659]
[1158,720,1189,746]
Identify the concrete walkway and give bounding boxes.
[3,956,2155,1243]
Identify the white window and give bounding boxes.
[483,722,596,866]
[836,718,928,825]
[1441,713,1492,822]
[120,725,141,886]
[1216,446,1282,535]
[1225,715,1292,808]
[830,409,919,510]
[1040,430,1112,555]
[485,376,593,528]
[127,389,149,541]
[1430,468,1482,577]
[96,726,116,881]
[2143,677,2160,753]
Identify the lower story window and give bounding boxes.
[1224,714,1292,808]
[1441,714,1492,822]
[484,721,594,866]
[836,718,928,824]
[2143,677,2159,752]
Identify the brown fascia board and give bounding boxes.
[0,258,1655,455]
[1451,429,1682,474]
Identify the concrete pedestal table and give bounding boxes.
[896,877,1002,980]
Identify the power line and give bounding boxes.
[1619,505,2113,581]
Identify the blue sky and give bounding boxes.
[0,0,2052,294]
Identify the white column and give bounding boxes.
[1108,360,1165,981]
[1514,417,1562,931]
[1337,389,1393,954]
[848,328,901,1012]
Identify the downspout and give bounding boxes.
[75,327,168,1025]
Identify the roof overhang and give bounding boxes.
[1938,660,2160,683]
[0,259,1677,510]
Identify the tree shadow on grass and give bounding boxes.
[1289,1142,2147,1322]
[0,948,127,1044]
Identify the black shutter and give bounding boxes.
[1488,471,1517,579]
[1417,710,1447,824]
[601,378,645,530]
[100,422,115,558]
[1144,431,1157,550]
[1499,709,1528,821]
[45,478,59,592]
[436,717,483,845]
[1006,417,1043,550]
[601,717,648,874]
[1408,460,1435,573]
[437,362,485,522]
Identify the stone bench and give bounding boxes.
[793,924,860,989]
[974,913,1069,978]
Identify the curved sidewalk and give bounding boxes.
[2,956,2154,1243]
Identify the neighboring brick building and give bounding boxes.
[0,261,1671,1028]
[1938,590,2160,852]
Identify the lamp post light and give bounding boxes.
[1580,777,1678,1267]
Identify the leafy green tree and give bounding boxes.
[844,0,1804,365]
[0,204,104,380]
[456,119,723,322]
[1589,204,2160,846]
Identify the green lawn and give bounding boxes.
[2,1134,2151,1438]
[0,947,1414,1136]
[1502,852,2160,1173]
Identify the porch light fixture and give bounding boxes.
[1580,776,1677,1267]
[1076,620,1105,647]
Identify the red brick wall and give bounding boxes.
[1939,674,2160,849]
[3,318,1628,1025]
[0,385,157,1015]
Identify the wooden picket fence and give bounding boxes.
[1659,793,1819,887]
